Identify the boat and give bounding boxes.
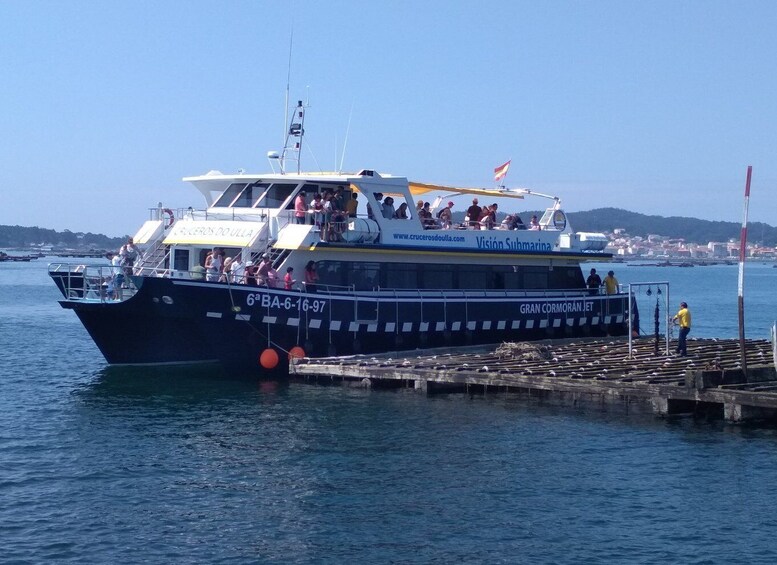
[49,102,634,374]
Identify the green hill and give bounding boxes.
[0,225,125,250]
[566,208,777,246]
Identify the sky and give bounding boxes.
[1,0,777,237]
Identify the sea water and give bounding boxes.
[2,259,777,563]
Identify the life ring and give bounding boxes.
[163,208,175,229]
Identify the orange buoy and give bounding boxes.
[288,346,306,360]
[259,348,279,369]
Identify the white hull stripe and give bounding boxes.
[206,313,625,331]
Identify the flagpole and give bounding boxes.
[738,165,752,380]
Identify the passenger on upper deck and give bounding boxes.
[529,215,541,230]
[437,201,454,229]
[367,193,382,220]
[294,190,308,224]
[333,186,346,212]
[394,202,409,219]
[381,197,396,219]
[346,193,358,218]
[500,214,518,230]
[466,198,482,229]
[326,192,347,242]
[420,202,436,229]
[479,204,497,230]
[311,193,325,229]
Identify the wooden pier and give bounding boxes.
[292,338,777,424]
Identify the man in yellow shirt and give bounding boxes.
[603,270,619,295]
[672,302,691,356]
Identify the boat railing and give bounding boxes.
[48,263,139,303]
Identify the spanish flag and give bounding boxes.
[494,160,511,182]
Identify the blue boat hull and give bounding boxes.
[55,275,632,373]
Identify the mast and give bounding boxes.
[280,100,305,174]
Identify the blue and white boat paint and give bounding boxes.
[49,104,633,373]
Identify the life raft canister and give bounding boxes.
[163,208,175,229]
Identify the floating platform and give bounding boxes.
[293,338,777,424]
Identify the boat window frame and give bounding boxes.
[230,182,270,208]
[212,183,249,208]
[253,182,300,209]
[312,260,585,291]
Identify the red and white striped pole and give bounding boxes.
[738,165,752,378]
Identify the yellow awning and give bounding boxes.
[408,182,525,199]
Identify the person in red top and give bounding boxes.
[284,267,296,290]
[294,190,308,224]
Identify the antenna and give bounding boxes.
[284,21,293,149]
[339,99,355,173]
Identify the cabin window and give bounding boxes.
[549,266,584,289]
[497,266,523,290]
[384,264,417,289]
[255,183,298,208]
[232,183,269,208]
[316,261,345,287]
[523,266,548,289]
[173,249,190,272]
[347,262,380,290]
[213,183,248,207]
[421,264,453,289]
[458,268,488,290]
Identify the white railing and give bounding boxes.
[49,263,139,303]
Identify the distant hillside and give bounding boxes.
[566,208,777,246]
[0,225,125,250]
[3,208,776,249]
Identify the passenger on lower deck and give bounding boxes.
[229,254,245,283]
[304,260,318,292]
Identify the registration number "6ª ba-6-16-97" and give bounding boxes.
[246,293,328,313]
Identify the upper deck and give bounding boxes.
[135,169,610,259]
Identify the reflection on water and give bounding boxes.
[74,364,289,405]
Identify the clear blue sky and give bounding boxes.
[2,1,776,237]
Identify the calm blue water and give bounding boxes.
[2,258,777,563]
